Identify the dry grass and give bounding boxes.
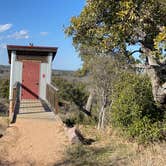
[0,117,9,135]
[0,99,8,116]
[130,143,166,166]
[0,99,9,135]
[60,125,166,166]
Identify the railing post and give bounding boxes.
[9,99,14,122]
[9,82,20,123]
[55,92,59,113]
[46,83,59,114]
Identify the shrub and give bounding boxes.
[111,73,165,143]
[52,77,93,125]
[52,77,88,109]
[0,79,9,99]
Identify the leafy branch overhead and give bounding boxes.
[65,0,166,58]
[66,0,166,105]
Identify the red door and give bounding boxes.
[22,61,40,99]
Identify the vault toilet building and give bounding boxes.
[7,45,58,101]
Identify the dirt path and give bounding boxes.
[0,117,69,166]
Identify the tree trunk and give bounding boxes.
[146,56,166,104]
[85,89,94,113]
[97,91,107,129]
[97,107,103,129]
[101,107,106,129]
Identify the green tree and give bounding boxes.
[65,0,166,105]
[111,73,164,143]
[89,56,126,129]
[52,77,88,110]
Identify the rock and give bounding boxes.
[65,126,84,144]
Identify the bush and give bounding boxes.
[52,77,94,125]
[0,79,9,99]
[52,77,88,109]
[59,101,98,127]
[111,73,165,143]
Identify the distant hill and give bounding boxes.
[0,65,88,83]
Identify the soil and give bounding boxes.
[0,117,69,166]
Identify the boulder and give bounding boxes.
[65,126,84,144]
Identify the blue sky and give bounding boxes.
[0,0,85,70]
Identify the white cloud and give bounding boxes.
[40,31,48,36]
[0,24,12,33]
[8,30,29,39]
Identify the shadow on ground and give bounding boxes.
[53,146,115,166]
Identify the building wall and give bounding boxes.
[39,53,52,100]
[9,51,23,100]
[9,51,52,100]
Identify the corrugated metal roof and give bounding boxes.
[7,45,58,64]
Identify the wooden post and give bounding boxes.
[46,83,59,114]
[9,86,16,122]
[9,82,20,123]
[55,94,59,114]
[9,100,13,122]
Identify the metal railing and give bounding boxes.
[46,83,59,113]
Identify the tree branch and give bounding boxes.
[129,49,142,56]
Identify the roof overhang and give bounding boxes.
[7,45,58,64]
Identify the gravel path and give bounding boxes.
[0,117,69,166]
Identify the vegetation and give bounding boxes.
[59,126,166,166]
[65,0,166,105]
[52,77,91,125]
[0,79,9,100]
[0,79,9,116]
[64,0,166,144]
[111,73,164,143]
[89,56,127,129]
[52,77,88,110]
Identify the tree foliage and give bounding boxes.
[65,0,166,58]
[65,0,166,143]
[89,56,127,129]
[111,73,164,143]
[66,0,166,104]
[52,77,88,110]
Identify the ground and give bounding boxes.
[0,99,166,166]
[59,125,166,166]
[0,100,69,166]
[0,118,69,166]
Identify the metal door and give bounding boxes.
[22,61,40,99]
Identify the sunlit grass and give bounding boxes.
[59,125,166,166]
